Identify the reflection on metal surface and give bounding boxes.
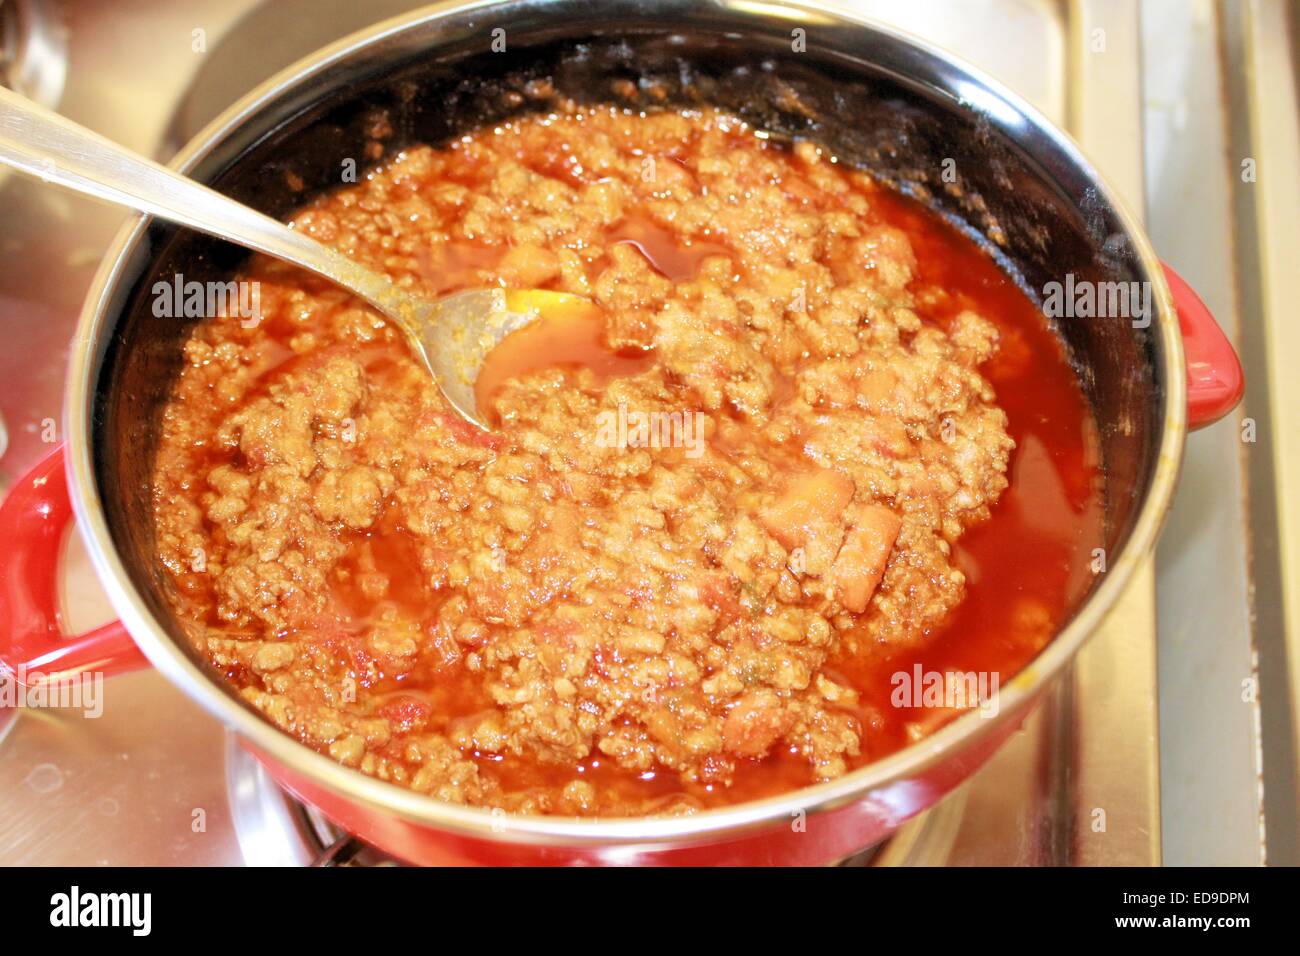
[0,703,15,747]
[1061,0,1162,867]
[0,670,241,866]
[225,730,320,866]
[0,0,66,106]
[168,0,430,150]
[1223,0,1300,865]
[1144,0,1265,866]
[226,734,401,866]
[0,0,66,267]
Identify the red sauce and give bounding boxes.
[464,181,1103,801]
[610,215,733,282]
[821,184,1104,760]
[468,188,1097,808]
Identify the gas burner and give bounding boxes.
[839,789,968,866]
[224,731,967,867]
[224,733,397,866]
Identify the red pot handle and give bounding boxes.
[0,443,148,687]
[1163,263,1244,429]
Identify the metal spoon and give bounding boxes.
[0,86,572,429]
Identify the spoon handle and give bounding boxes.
[0,86,400,311]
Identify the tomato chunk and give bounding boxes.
[758,468,855,575]
[830,504,902,612]
[757,469,854,548]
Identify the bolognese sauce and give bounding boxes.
[151,106,1103,816]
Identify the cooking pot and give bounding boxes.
[0,0,1243,865]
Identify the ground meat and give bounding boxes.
[150,105,1069,818]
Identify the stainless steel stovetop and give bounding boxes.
[2,0,1285,867]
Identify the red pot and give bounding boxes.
[0,0,1242,865]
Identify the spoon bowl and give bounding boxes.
[408,288,601,428]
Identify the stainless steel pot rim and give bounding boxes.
[63,0,1186,846]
